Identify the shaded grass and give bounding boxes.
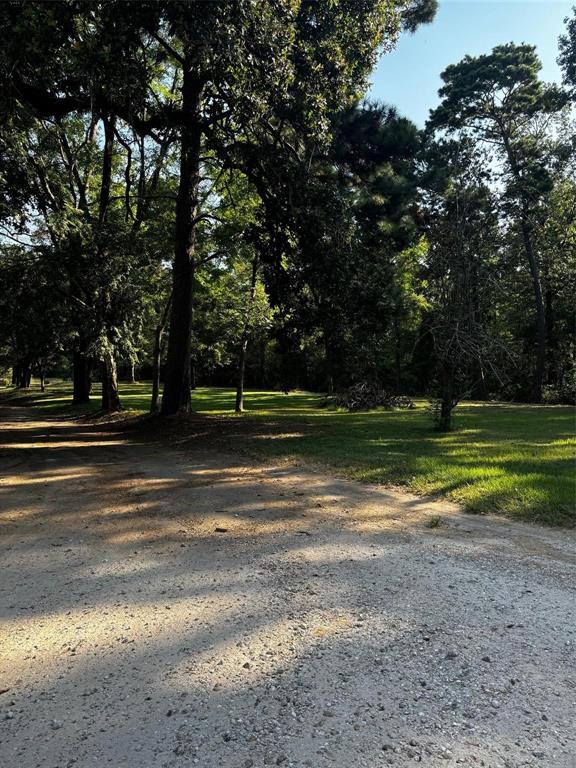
[0,381,148,415]
[2,381,574,526]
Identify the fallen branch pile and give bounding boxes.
[324,382,415,411]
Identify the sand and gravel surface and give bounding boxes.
[0,406,575,768]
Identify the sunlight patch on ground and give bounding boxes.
[173,608,368,692]
[1,439,128,450]
[0,469,92,487]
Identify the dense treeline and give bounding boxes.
[0,1,574,429]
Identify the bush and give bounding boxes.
[542,381,576,405]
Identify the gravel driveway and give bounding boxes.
[1,407,575,768]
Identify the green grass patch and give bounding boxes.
[2,381,574,526]
[194,388,575,526]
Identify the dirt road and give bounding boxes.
[1,407,575,768]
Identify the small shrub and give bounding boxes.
[542,379,576,406]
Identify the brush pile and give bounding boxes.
[328,382,415,411]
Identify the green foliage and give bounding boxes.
[559,6,576,93]
[0,248,69,379]
[428,43,567,216]
[428,43,572,404]
[193,257,274,380]
[253,101,423,392]
[419,138,507,429]
[0,4,573,429]
[430,44,566,130]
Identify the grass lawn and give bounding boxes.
[2,381,574,526]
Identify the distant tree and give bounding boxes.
[537,175,576,402]
[0,248,68,389]
[0,109,176,411]
[191,248,273,399]
[257,102,421,394]
[429,44,568,402]
[330,104,421,387]
[420,140,505,430]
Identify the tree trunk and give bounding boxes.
[39,368,46,392]
[393,315,402,393]
[438,399,453,432]
[323,329,336,396]
[235,255,259,414]
[101,349,120,413]
[12,364,19,386]
[129,362,135,383]
[235,339,249,413]
[161,63,203,416]
[18,363,31,389]
[150,325,163,414]
[98,114,116,225]
[73,346,92,404]
[150,325,164,413]
[437,362,455,432]
[327,375,334,397]
[100,362,108,411]
[150,293,172,414]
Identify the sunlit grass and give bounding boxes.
[2,381,574,526]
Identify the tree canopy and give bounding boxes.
[0,1,574,426]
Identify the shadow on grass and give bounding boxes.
[2,383,574,526]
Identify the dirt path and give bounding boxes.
[1,407,575,768]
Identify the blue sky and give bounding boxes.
[370,0,573,126]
